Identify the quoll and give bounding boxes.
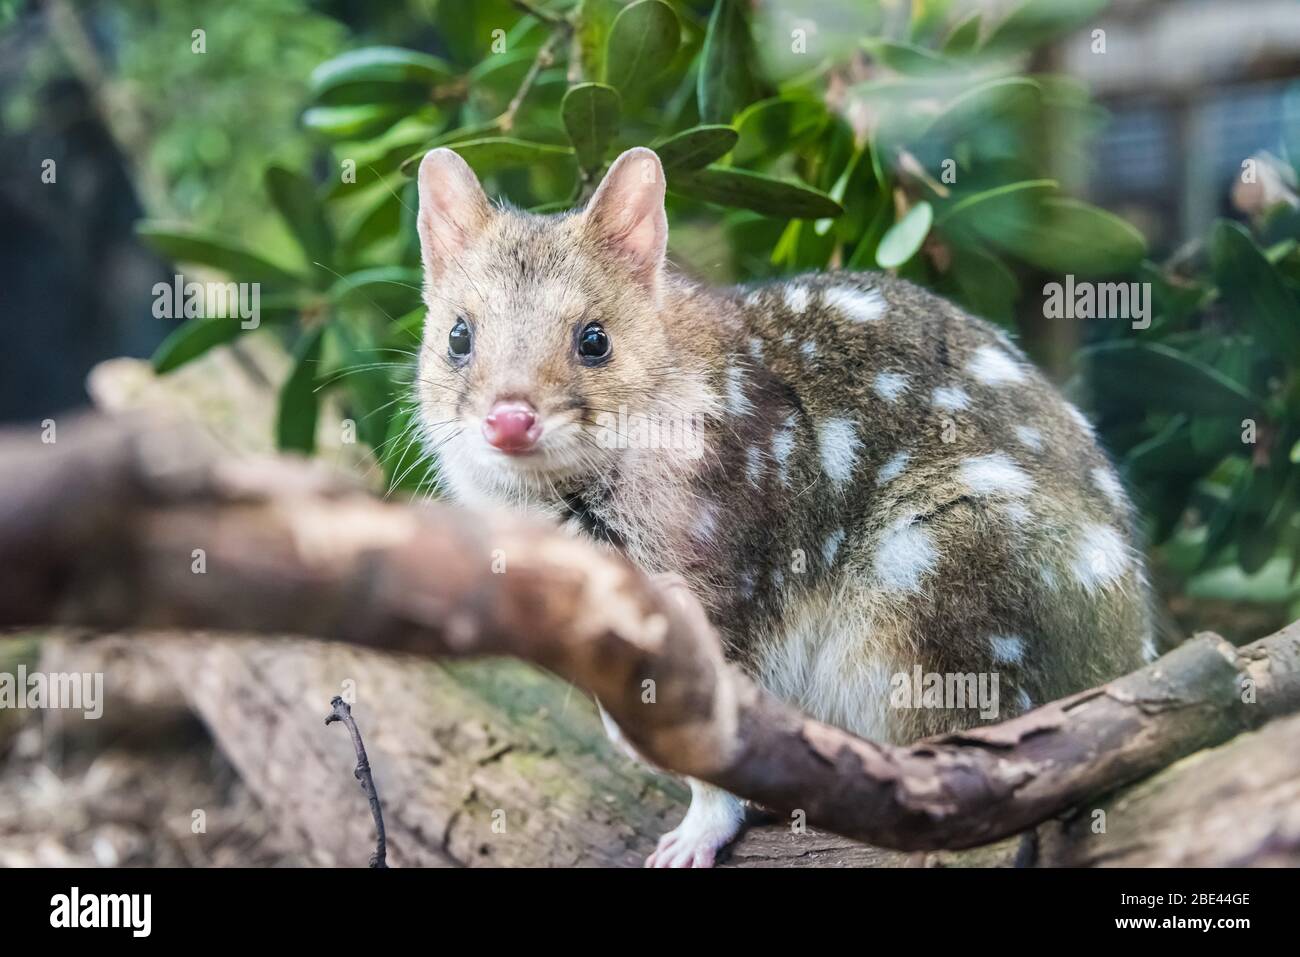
[413,146,1155,868]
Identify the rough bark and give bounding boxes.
[1036,711,1300,867]
[2,415,1299,857]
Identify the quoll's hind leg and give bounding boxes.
[646,779,746,868]
[597,570,751,867]
[598,699,747,868]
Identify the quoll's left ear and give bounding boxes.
[417,147,493,282]
[583,147,668,292]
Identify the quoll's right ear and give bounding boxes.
[583,147,668,295]
[417,148,492,281]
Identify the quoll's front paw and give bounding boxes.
[645,781,746,868]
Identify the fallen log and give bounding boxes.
[2,415,1298,854]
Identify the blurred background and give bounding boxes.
[1,0,1299,651]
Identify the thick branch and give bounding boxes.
[3,415,1299,851]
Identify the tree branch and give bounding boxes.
[3,415,1299,852]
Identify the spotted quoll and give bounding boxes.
[414,146,1155,868]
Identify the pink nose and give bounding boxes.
[483,400,541,453]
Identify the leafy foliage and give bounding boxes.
[1082,210,1300,605]
[130,0,1300,605]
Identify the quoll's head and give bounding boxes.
[414,146,679,505]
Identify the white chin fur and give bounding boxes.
[434,427,601,512]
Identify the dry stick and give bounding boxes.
[3,416,1299,851]
[326,696,388,868]
[498,28,566,134]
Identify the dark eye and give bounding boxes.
[577,322,611,364]
[448,317,471,360]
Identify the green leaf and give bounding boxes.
[264,166,335,281]
[277,327,325,454]
[876,201,933,269]
[561,83,622,175]
[1211,220,1300,358]
[327,320,395,451]
[949,246,1020,323]
[577,0,622,86]
[936,179,1057,232]
[861,39,953,75]
[988,198,1147,276]
[652,125,738,171]
[669,166,842,219]
[942,12,983,54]
[1081,341,1265,418]
[302,104,409,141]
[328,266,423,319]
[731,96,828,167]
[136,224,303,286]
[981,0,1107,56]
[151,318,249,374]
[923,76,1041,143]
[604,0,681,94]
[310,46,451,105]
[340,189,404,264]
[698,0,759,123]
[399,137,574,177]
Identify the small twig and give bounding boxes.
[511,0,569,30]
[498,27,566,133]
[326,696,388,868]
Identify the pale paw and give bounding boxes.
[645,783,745,868]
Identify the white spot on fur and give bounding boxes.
[1067,403,1095,437]
[1092,466,1126,508]
[873,371,909,403]
[1071,523,1132,592]
[693,500,719,544]
[957,452,1034,498]
[877,451,909,485]
[785,285,810,314]
[1141,634,1158,662]
[1004,501,1032,525]
[725,366,752,416]
[748,337,765,362]
[745,446,765,487]
[931,385,970,412]
[1014,426,1044,452]
[967,345,1026,385]
[773,412,797,486]
[772,567,785,589]
[801,340,818,361]
[822,527,846,567]
[1015,689,1033,712]
[989,634,1025,664]
[873,517,938,594]
[824,285,886,322]
[817,417,860,488]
